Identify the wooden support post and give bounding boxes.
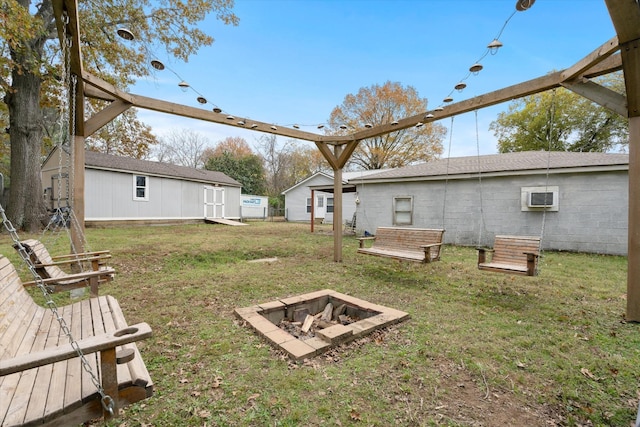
[71,134,85,253]
[100,347,118,420]
[310,189,315,233]
[333,148,343,263]
[628,115,640,321]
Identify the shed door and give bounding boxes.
[204,186,225,218]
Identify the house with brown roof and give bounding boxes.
[349,151,629,255]
[41,148,242,226]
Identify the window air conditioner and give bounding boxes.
[528,191,554,208]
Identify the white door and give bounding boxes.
[315,194,326,219]
[204,186,225,218]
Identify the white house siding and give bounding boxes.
[85,169,241,220]
[322,192,358,225]
[356,171,628,255]
[283,174,333,222]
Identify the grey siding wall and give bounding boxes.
[356,171,628,255]
[85,169,241,220]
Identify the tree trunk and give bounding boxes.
[6,57,47,231]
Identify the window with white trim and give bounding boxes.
[133,175,149,201]
[327,197,334,213]
[393,196,413,225]
[306,197,312,213]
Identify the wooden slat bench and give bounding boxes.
[357,227,445,263]
[0,255,153,426]
[17,239,115,296]
[477,235,541,276]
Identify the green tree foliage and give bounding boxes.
[0,0,238,230]
[328,81,446,169]
[86,108,158,158]
[204,137,266,195]
[490,74,628,153]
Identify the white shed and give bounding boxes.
[41,147,242,226]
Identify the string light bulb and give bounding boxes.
[116,28,134,40]
[364,123,373,128]
[469,63,483,74]
[424,113,435,119]
[454,82,467,91]
[515,0,535,11]
[178,81,190,92]
[212,107,222,113]
[197,96,207,104]
[487,39,503,55]
[391,120,399,126]
[151,60,165,70]
[443,96,453,103]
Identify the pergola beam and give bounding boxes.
[561,79,628,117]
[348,50,622,142]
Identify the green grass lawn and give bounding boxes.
[1,222,638,426]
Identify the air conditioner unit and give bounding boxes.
[528,191,554,208]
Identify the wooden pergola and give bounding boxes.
[52,0,639,321]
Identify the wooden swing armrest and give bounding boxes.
[22,267,116,287]
[476,247,494,252]
[357,236,376,248]
[51,250,111,261]
[0,323,152,377]
[34,254,112,268]
[420,243,443,249]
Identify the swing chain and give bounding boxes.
[0,204,114,416]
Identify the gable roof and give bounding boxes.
[281,169,395,194]
[84,150,241,187]
[281,172,333,195]
[352,151,629,182]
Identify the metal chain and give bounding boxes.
[474,110,486,247]
[536,89,556,275]
[0,202,114,415]
[441,116,454,230]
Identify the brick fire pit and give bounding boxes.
[235,289,410,360]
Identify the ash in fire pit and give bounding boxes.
[235,289,409,360]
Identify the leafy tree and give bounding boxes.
[253,135,327,208]
[1,0,238,230]
[204,137,266,195]
[87,108,158,159]
[490,73,628,153]
[327,81,446,170]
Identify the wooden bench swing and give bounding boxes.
[16,238,115,296]
[0,202,153,426]
[477,235,541,276]
[357,227,445,263]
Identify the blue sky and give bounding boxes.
[132,0,616,160]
